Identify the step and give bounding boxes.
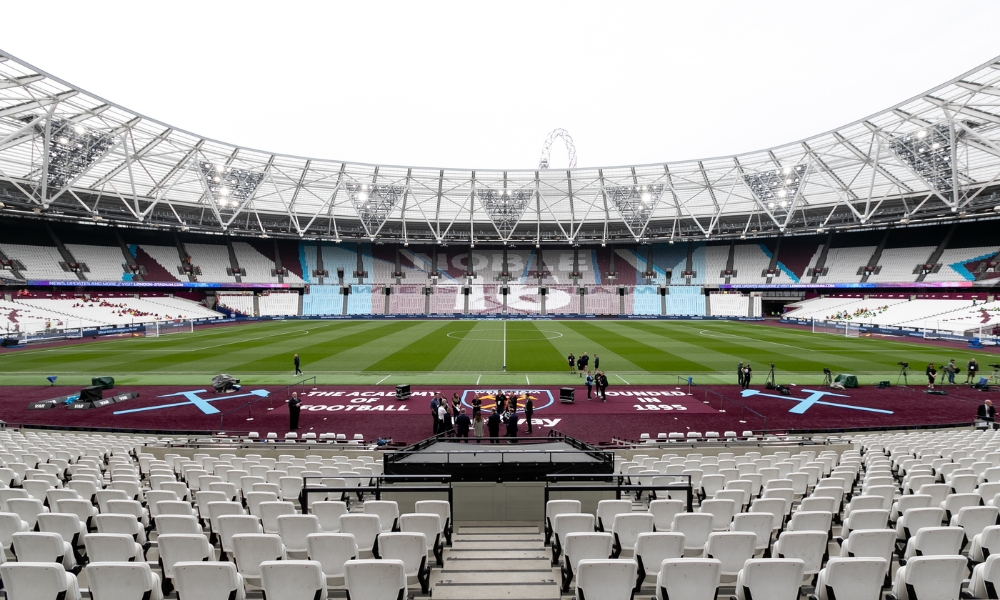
[451,541,546,550]
[454,534,544,543]
[458,526,539,534]
[429,582,561,600]
[444,549,550,560]
[441,558,554,571]
[431,570,559,585]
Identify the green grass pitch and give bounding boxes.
[1,319,995,387]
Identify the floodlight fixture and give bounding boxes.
[22,117,118,194]
[605,184,663,234]
[888,124,961,193]
[345,183,404,235]
[198,163,264,210]
[477,188,531,238]
[743,164,805,207]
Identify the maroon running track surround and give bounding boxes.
[0,383,994,444]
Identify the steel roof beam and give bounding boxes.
[833,131,913,193]
[0,90,77,119]
[0,74,45,91]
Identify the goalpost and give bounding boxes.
[811,319,862,337]
[147,319,195,337]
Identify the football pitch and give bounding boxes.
[2,319,997,388]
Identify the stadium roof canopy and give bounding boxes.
[1,49,1000,245]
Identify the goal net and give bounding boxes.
[812,319,862,337]
[147,319,195,337]
[5,319,83,344]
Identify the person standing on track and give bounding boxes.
[293,353,303,375]
[473,412,485,443]
[524,396,533,434]
[437,400,448,435]
[455,408,471,442]
[944,359,957,385]
[505,409,519,443]
[968,358,980,384]
[431,394,441,435]
[441,406,454,436]
[487,409,501,443]
[926,363,937,389]
[585,371,594,399]
[742,363,753,389]
[737,362,745,387]
[287,392,302,430]
[598,371,609,401]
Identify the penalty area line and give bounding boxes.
[375,375,390,385]
[476,374,481,385]
[616,374,630,385]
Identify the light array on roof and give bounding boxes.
[605,184,663,235]
[23,117,117,195]
[743,164,806,208]
[198,162,264,208]
[888,125,959,193]
[346,183,405,235]
[476,189,532,238]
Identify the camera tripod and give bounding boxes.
[896,364,909,386]
[765,363,776,389]
[822,369,833,386]
[991,365,1000,384]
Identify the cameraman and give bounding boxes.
[968,358,979,384]
[944,359,957,385]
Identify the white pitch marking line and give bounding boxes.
[526,375,530,385]
[376,375,390,385]
[476,374,482,385]
[616,374,630,385]
[696,328,813,352]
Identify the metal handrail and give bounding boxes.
[544,473,695,512]
[299,474,453,524]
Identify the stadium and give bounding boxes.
[2,32,1000,600]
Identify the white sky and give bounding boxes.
[4,1,1000,170]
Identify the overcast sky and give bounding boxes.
[4,1,999,170]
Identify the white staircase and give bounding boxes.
[431,524,561,600]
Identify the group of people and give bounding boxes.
[737,362,754,389]
[926,358,982,388]
[71,299,185,321]
[826,305,890,321]
[569,352,610,400]
[431,390,532,443]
